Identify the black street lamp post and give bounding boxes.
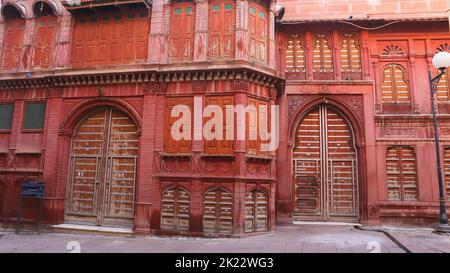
[429,51,450,233]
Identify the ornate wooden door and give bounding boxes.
[170,0,195,61]
[244,189,268,232]
[2,18,25,70]
[66,107,139,227]
[203,188,233,234]
[208,0,235,59]
[33,15,57,68]
[248,1,267,62]
[293,105,359,222]
[161,187,190,232]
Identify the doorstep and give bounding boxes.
[51,224,133,235]
[293,221,362,227]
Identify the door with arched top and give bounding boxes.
[65,107,139,227]
[292,105,359,222]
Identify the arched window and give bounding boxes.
[381,64,410,103]
[1,5,25,70]
[386,146,418,201]
[443,147,450,201]
[436,69,450,103]
[32,1,57,68]
[203,188,233,234]
[436,44,450,103]
[248,0,268,62]
[170,0,195,61]
[244,189,268,232]
[208,0,235,59]
[312,34,333,73]
[161,187,190,232]
[381,44,405,56]
[340,33,361,73]
[285,34,305,73]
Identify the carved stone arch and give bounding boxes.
[289,97,365,148]
[436,42,450,53]
[1,2,27,20]
[33,0,61,17]
[381,44,406,56]
[60,98,143,136]
[203,186,232,195]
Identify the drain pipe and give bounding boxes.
[354,225,412,253]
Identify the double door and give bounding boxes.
[66,108,139,227]
[292,105,359,222]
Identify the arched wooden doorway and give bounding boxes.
[65,107,139,227]
[292,104,359,222]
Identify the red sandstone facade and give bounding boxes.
[0,0,449,236]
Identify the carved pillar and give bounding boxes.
[135,84,166,233]
[332,30,341,80]
[0,19,6,67]
[305,31,313,81]
[54,11,72,68]
[268,5,276,70]
[149,0,170,64]
[20,17,35,71]
[194,0,208,61]
[235,0,248,60]
[42,90,64,223]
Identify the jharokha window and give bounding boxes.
[204,96,235,155]
[248,0,268,62]
[443,147,450,202]
[32,1,57,69]
[70,5,150,68]
[386,146,418,202]
[1,5,25,70]
[340,33,362,80]
[436,69,450,103]
[312,34,333,80]
[381,64,410,104]
[285,34,306,79]
[208,0,235,59]
[170,0,196,61]
[436,44,450,103]
[164,97,193,154]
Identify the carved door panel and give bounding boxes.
[33,15,57,68]
[170,1,195,61]
[66,108,138,227]
[161,187,190,232]
[2,18,25,70]
[208,1,235,59]
[203,188,233,234]
[244,189,268,232]
[248,2,267,62]
[293,105,358,222]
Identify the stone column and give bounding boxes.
[194,0,208,61]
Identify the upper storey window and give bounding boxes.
[70,5,150,68]
[340,33,362,80]
[170,0,195,62]
[312,34,333,80]
[248,0,268,63]
[1,5,25,71]
[436,44,450,103]
[32,1,57,69]
[285,34,305,80]
[208,0,235,59]
[381,64,410,104]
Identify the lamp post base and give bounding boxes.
[435,224,450,233]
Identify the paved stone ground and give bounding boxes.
[0,224,449,253]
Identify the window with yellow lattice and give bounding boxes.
[381,64,410,104]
